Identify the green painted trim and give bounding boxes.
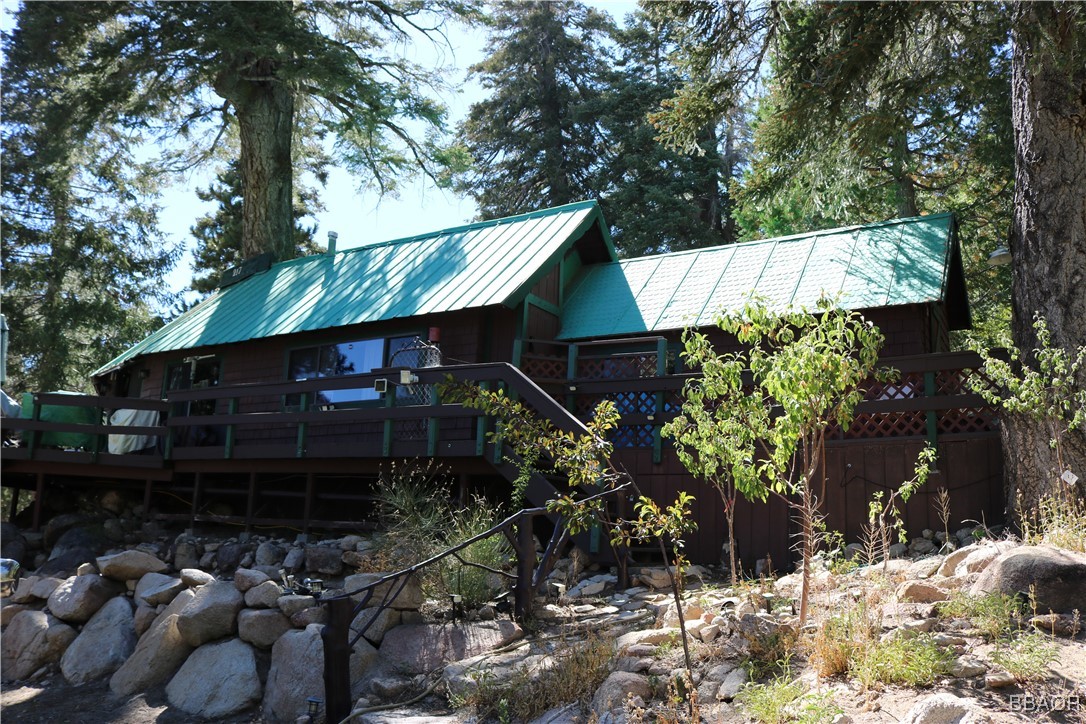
[525,293,560,317]
[296,392,309,458]
[566,344,578,412]
[427,385,440,456]
[924,371,938,449]
[225,398,238,459]
[382,391,394,457]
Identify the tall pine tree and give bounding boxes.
[456,1,613,218]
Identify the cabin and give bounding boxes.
[1,201,1003,570]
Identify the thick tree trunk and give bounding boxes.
[1004,3,1086,519]
[538,14,571,207]
[215,60,295,262]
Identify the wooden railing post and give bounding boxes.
[322,596,352,724]
[27,395,41,459]
[514,511,535,622]
[382,387,394,456]
[566,344,578,413]
[296,392,309,458]
[224,397,238,459]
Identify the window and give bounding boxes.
[287,335,416,407]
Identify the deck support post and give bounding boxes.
[303,473,315,537]
[514,512,534,622]
[32,473,45,531]
[142,479,152,523]
[245,473,258,534]
[190,472,203,531]
[322,596,353,724]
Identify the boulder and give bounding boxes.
[959,541,1016,574]
[716,666,750,701]
[278,593,316,617]
[344,572,424,610]
[351,606,402,645]
[43,513,95,549]
[180,568,215,587]
[290,606,328,627]
[1,602,36,626]
[36,548,97,578]
[166,638,262,718]
[591,671,652,716]
[377,621,523,675]
[238,608,293,649]
[897,580,950,604]
[902,692,987,723]
[233,567,270,592]
[263,624,325,723]
[60,596,136,685]
[140,576,185,607]
[0,610,78,681]
[135,571,179,604]
[47,573,124,623]
[96,550,167,581]
[282,547,306,571]
[173,541,200,570]
[29,576,65,601]
[350,638,379,699]
[244,580,283,609]
[970,545,1086,613]
[176,580,244,647]
[214,542,246,573]
[10,576,41,603]
[50,525,111,560]
[109,613,193,696]
[255,541,285,567]
[134,603,159,636]
[304,545,343,576]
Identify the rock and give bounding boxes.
[937,546,974,577]
[234,567,270,592]
[591,671,651,716]
[615,628,681,650]
[985,670,1017,688]
[263,624,325,723]
[948,657,987,679]
[173,541,200,570]
[344,572,424,610]
[245,580,283,609]
[910,538,937,556]
[698,623,721,642]
[238,608,293,649]
[304,546,343,576]
[134,603,159,636]
[960,541,1015,574]
[109,589,196,696]
[43,513,94,549]
[1029,613,1080,637]
[76,562,97,576]
[637,568,674,589]
[136,571,185,607]
[38,548,97,577]
[278,594,316,617]
[10,576,41,603]
[96,550,167,581]
[290,606,327,627]
[215,542,246,573]
[29,576,64,601]
[902,693,987,723]
[166,638,262,718]
[378,621,524,675]
[351,606,402,645]
[350,638,379,699]
[1,602,35,626]
[889,542,909,559]
[897,580,950,604]
[255,541,285,567]
[282,547,305,571]
[180,568,215,587]
[47,573,124,623]
[0,610,78,681]
[60,596,136,685]
[175,580,244,647]
[716,666,750,701]
[970,545,1086,613]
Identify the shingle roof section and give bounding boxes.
[95,201,612,374]
[557,213,958,340]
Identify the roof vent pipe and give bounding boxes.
[327,231,338,256]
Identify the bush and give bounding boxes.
[735,673,841,724]
[991,631,1059,682]
[849,634,952,688]
[937,591,1024,641]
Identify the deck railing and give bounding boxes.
[0,351,1001,470]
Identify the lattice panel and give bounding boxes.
[611,425,655,448]
[612,391,656,415]
[578,353,658,380]
[521,355,567,381]
[938,406,998,434]
[861,372,926,401]
[937,367,999,397]
[844,412,927,439]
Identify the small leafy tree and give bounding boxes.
[445,383,699,674]
[666,297,886,623]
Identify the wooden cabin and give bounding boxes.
[2,201,1002,570]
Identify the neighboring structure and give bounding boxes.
[3,201,1001,569]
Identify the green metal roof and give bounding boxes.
[557,213,965,340]
[96,201,615,374]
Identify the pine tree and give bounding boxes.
[3,1,479,261]
[596,12,741,257]
[455,1,613,218]
[189,162,322,295]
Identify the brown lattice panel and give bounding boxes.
[861,372,926,401]
[844,411,927,439]
[578,353,658,380]
[521,355,567,381]
[611,425,655,448]
[938,406,998,434]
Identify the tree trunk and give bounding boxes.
[215,59,295,262]
[1005,3,1086,518]
[538,14,570,207]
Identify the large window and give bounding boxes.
[287,335,416,407]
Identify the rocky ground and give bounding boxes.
[2,501,1085,723]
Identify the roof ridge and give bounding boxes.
[603,212,954,267]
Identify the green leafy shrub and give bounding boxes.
[937,591,1024,641]
[991,631,1059,682]
[849,634,952,688]
[735,673,841,724]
